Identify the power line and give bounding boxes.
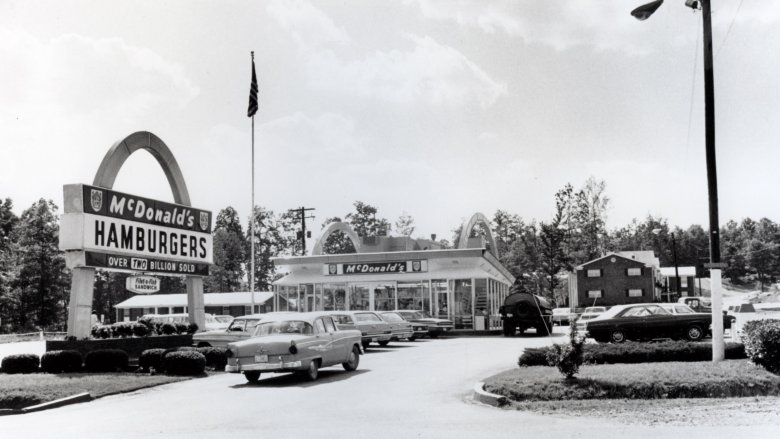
[715,0,746,60]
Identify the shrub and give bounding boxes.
[174,322,189,335]
[187,323,199,334]
[197,347,228,371]
[139,348,168,373]
[163,351,206,376]
[545,325,584,379]
[742,319,780,374]
[1,354,40,374]
[160,323,177,335]
[40,350,82,373]
[132,323,150,337]
[95,326,112,339]
[519,340,746,367]
[84,349,129,372]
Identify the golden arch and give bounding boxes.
[311,222,362,255]
[457,212,498,257]
[67,132,205,338]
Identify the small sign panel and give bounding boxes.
[324,260,428,275]
[126,275,160,294]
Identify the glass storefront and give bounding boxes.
[349,284,371,310]
[451,279,472,329]
[397,281,430,313]
[432,279,448,319]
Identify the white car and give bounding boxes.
[577,306,607,322]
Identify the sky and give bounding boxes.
[2,0,780,247]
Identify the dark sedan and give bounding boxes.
[578,303,714,343]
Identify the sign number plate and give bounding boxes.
[254,355,268,363]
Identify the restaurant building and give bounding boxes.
[271,214,515,331]
[115,291,274,321]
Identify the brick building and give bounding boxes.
[568,251,660,308]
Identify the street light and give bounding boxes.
[632,0,725,361]
[652,228,680,301]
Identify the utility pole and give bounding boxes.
[289,207,315,256]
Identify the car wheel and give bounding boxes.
[303,360,319,381]
[429,333,440,339]
[378,340,389,347]
[686,324,705,341]
[244,371,261,383]
[408,336,416,342]
[502,321,515,337]
[342,346,360,371]
[610,330,626,343]
[361,340,370,349]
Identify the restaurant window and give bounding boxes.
[349,284,370,310]
[432,279,448,318]
[397,282,430,312]
[451,279,472,329]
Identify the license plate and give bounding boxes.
[254,355,268,363]
[371,338,378,342]
[506,313,513,317]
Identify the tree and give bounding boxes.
[0,198,20,331]
[572,177,610,263]
[205,207,246,292]
[345,201,390,237]
[394,212,415,237]
[11,199,70,330]
[539,198,569,303]
[247,206,285,291]
[492,210,524,260]
[746,239,776,292]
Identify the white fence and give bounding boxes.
[0,331,67,344]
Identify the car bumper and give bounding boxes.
[362,334,392,342]
[390,330,414,340]
[226,360,303,373]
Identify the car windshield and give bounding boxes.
[228,318,260,332]
[215,316,233,323]
[673,305,695,314]
[253,320,313,336]
[331,315,353,325]
[584,307,606,313]
[353,313,382,323]
[381,313,404,323]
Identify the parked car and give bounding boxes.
[577,306,607,322]
[552,308,574,326]
[225,312,362,383]
[349,311,393,349]
[498,291,553,336]
[327,312,357,331]
[577,303,714,343]
[659,303,733,329]
[378,311,415,342]
[678,297,711,313]
[193,313,267,347]
[393,310,454,338]
[140,313,228,331]
[214,315,235,325]
[391,311,429,340]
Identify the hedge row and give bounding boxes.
[91,320,198,340]
[518,340,747,367]
[138,347,225,374]
[1,354,40,374]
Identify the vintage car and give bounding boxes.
[577,306,607,322]
[660,303,733,330]
[552,308,574,326]
[577,303,714,343]
[388,311,428,340]
[225,312,362,382]
[393,310,454,338]
[378,311,415,342]
[193,313,271,347]
[349,311,393,349]
[327,312,357,331]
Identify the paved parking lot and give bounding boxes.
[2,330,777,439]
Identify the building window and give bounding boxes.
[681,277,689,287]
[627,268,642,276]
[587,290,602,299]
[627,289,643,297]
[586,269,602,278]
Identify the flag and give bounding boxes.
[247,58,258,117]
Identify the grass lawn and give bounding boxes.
[484,359,780,401]
[0,372,198,410]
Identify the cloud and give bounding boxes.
[266,0,350,49]
[306,35,507,108]
[266,1,506,108]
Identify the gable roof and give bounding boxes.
[576,251,659,270]
[115,291,274,309]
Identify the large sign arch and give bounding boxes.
[61,131,210,337]
[311,221,362,255]
[457,212,498,258]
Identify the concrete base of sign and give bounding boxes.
[67,267,96,338]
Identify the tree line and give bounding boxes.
[1,180,779,332]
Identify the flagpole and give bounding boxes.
[250,51,256,314]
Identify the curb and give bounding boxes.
[472,382,508,407]
[5,392,93,415]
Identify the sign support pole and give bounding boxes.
[250,52,256,314]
